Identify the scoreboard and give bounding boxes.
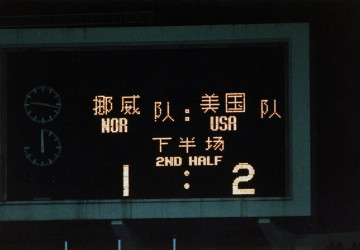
[0,24,310,219]
[7,45,287,200]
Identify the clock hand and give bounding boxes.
[41,129,44,153]
[30,102,60,109]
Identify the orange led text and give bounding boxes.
[210,116,237,131]
[188,155,223,166]
[156,156,182,167]
[101,118,128,133]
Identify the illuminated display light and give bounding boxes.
[152,137,172,153]
[156,156,182,167]
[188,156,222,166]
[121,95,140,115]
[101,118,128,133]
[154,101,175,122]
[210,116,237,131]
[232,163,255,195]
[93,95,113,115]
[162,102,175,122]
[123,165,129,197]
[200,93,220,113]
[178,137,196,153]
[185,109,190,122]
[205,136,224,151]
[225,93,246,113]
[269,100,282,119]
[261,99,282,119]
[154,102,162,122]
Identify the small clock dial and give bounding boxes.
[24,86,62,124]
[24,129,62,167]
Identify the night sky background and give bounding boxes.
[0,0,360,248]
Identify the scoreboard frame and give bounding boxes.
[0,23,310,221]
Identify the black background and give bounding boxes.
[7,45,287,200]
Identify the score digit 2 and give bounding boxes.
[232,163,255,195]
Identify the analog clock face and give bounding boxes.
[24,86,62,124]
[24,129,62,167]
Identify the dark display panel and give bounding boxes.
[6,44,288,200]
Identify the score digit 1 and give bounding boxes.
[123,165,129,197]
[232,163,255,195]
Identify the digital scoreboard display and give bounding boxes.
[6,44,288,201]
